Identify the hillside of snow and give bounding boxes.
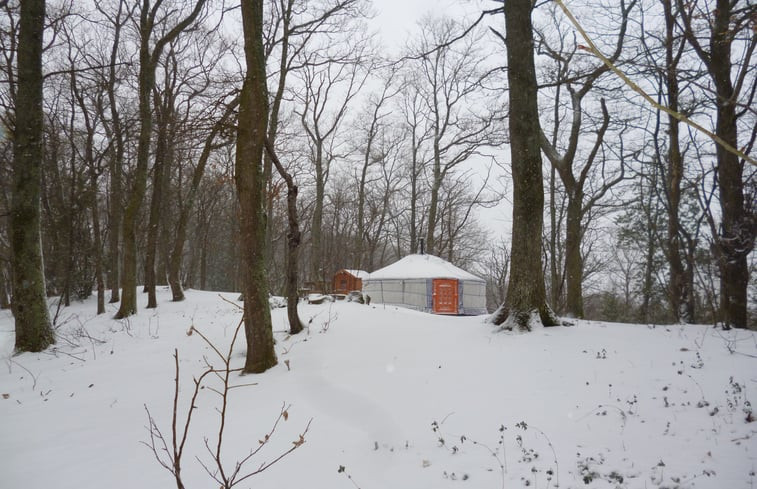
[1,288,755,489]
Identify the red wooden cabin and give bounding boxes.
[332,269,368,295]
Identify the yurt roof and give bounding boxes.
[366,254,484,282]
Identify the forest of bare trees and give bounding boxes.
[1,0,755,354]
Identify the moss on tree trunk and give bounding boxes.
[237,0,278,373]
[12,0,54,352]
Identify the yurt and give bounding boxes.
[362,254,487,315]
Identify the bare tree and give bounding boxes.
[482,238,510,313]
[167,95,238,302]
[677,0,756,328]
[115,0,210,319]
[490,0,559,330]
[296,42,370,285]
[11,0,54,350]
[95,0,134,305]
[259,0,367,330]
[407,15,505,256]
[144,31,231,308]
[536,0,634,318]
[397,74,433,255]
[353,66,400,269]
[237,0,277,373]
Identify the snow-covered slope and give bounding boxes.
[0,289,755,488]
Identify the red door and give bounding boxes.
[433,279,459,314]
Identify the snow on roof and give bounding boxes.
[343,269,370,280]
[365,254,484,282]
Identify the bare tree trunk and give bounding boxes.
[91,172,105,315]
[678,0,754,328]
[143,141,166,309]
[311,143,325,283]
[168,99,237,302]
[0,266,10,310]
[425,146,441,255]
[103,0,129,305]
[266,140,304,334]
[116,31,154,318]
[115,0,209,319]
[548,166,562,312]
[237,0,277,373]
[537,2,632,320]
[660,0,692,323]
[144,92,172,308]
[71,64,106,315]
[409,142,420,254]
[710,8,748,328]
[564,191,584,318]
[11,0,54,351]
[491,0,557,330]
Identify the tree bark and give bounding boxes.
[115,16,154,318]
[709,1,748,329]
[491,0,557,330]
[548,166,562,311]
[0,266,11,310]
[564,190,584,318]
[311,142,325,284]
[266,140,304,334]
[237,0,277,373]
[678,0,754,328]
[90,171,106,315]
[144,90,171,309]
[11,0,54,351]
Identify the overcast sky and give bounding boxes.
[370,0,513,239]
[371,0,488,54]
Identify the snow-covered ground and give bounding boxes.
[1,288,755,488]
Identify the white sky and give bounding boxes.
[370,0,490,53]
[370,0,514,242]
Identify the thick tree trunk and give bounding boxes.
[425,141,441,255]
[200,239,207,291]
[678,0,752,328]
[410,139,419,254]
[284,187,303,334]
[115,32,154,319]
[167,232,185,301]
[710,1,748,328]
[144,118,169,309]
[356,149,370,268]
[548,167,562,312]
[311,144,325,284]
[0,267,10,310]
[492,0,557,330]
[237,0,277,373]
[564,192,584,318]
[91,173,106,315]
[11,0,54,351]
[107,132,122,304]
